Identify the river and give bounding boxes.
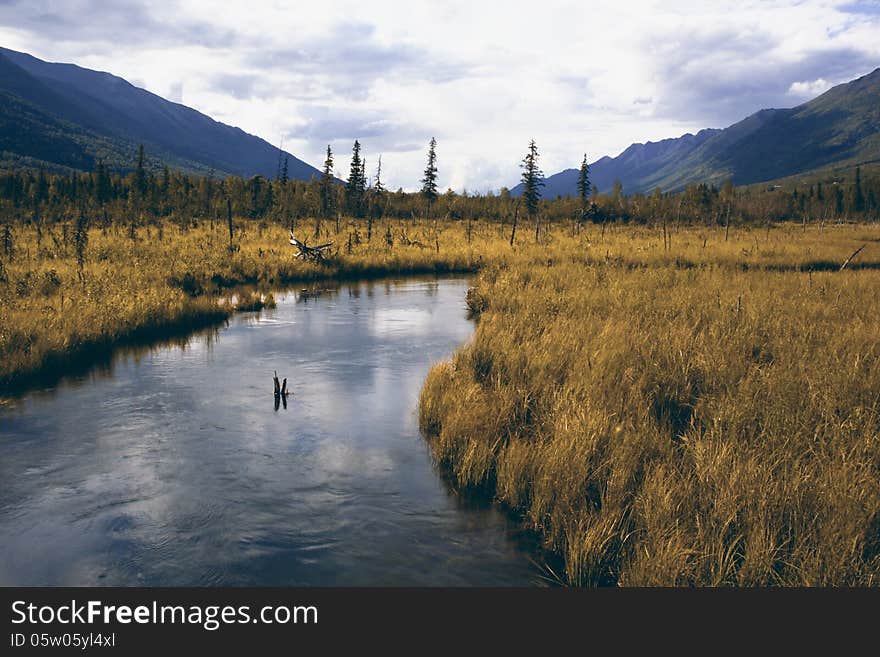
[0,278,543,586]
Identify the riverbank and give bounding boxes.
[0,218,499,394]
[4,215,880,585]
[4,217,878,395]
[419,225,880,586]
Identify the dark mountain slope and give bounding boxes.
[0,47,321,179]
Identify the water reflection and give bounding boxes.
[0,277,542,586]
[273,394,288,412]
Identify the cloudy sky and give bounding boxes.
[1,0,878,191]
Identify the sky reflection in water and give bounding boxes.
[0,278,541,586]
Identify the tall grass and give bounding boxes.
[0,216,505,392]
[420,223,880,586]
[4,210,880,585]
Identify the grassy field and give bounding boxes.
[0,216,500,392]
[3,213,880,587]
[420,221,880,586]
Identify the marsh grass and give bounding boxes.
[0,216,499,392]
[3,213,880,586]
[420,222,880,586]
[2,214,876,395]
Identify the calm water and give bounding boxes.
[0,278,542,586]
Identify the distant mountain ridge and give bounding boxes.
[0,47,321,180]
[513,67,880,196]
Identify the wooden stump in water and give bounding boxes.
[273,371,290,410]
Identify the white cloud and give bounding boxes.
[0,0,878,191]
[788,78,833,98]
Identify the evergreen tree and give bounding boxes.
[95,161,112,205]
[853,166,865,213]
[36,167,49,204]
[359,156,368,195]
[280,157,289,185]
[367,155,386,227]
[250,176,263,218]
[226,197,234,244]
[345,140,366,217]
[161,165,171,194]
[320,145,335,220]
[374,155,385,194]
[74,209,89,272]
[134,144,148,197]
[420,137,438,206]
[576,153,591,207]
[2,222,12,259]
[520,139,544,218]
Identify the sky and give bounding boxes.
[0,0,878,191]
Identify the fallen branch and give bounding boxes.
[840,243,869,271]
[289,230,333,262]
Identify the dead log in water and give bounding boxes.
[273,371,290,398]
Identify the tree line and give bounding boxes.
[0,140,878,236]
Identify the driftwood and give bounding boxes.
[840,243,869,271]
[273,370,289,410]
[289,230,332,262]
[273,371,288,396]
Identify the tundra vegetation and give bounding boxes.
[420,226,880,586]
[1,154,879,586]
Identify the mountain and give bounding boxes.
[0,47,322,180]
[514,67,880,196]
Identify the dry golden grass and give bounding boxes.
[4,212,880,586]
[0,216,502,391]
[420,221,880,586]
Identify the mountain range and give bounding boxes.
[512,67,880,197]
[2,47,878,193]
[0,47,321,180]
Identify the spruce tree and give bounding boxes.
[421,138,438,206]
[853,166,865,213]
[320,145,335,220]
[374,155,385,194]
[2,222,12,259]
[74,209,89,272]
[367,155,386,230]
[250,176,262,218]
[345,140,365,217]
[36,167,49,204]
[134,144,148,198]
[576,153,591,207]
[95,161,111,205]
[226,197,234,244]
[520,139,544,219]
